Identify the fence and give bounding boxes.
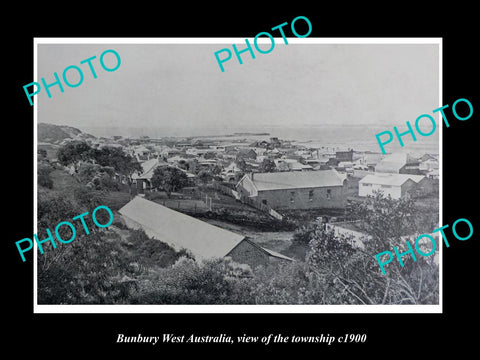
[143,188,212,213]
[212,181,241,200]
[157,198,210,213]
[212,181,283,221]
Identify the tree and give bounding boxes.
[57,141,93,169]
[259,191,440,305]
[301,191,439,305]
[151,167,189,197]
[77,163,103,184]
[259,158,276,172]
[348,191,437,252]
[236,158,247,172]
[197,170,213,185]
[177,159,189,171]
[211,165,222,175]
[304,227,381,304]
[90,146,142,180]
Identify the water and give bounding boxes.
[80,124,440,155]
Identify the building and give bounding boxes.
[236,169,347,210]
[359,152,383,171]
[336,149,354,162]
[336,161,354,174]
[375,152,420,174]
[221,162,243,183]
[133,145,152,161]
[118,197,293,268]
[236,148,257,160]
[419,157,439,173]
[358,173,430,199]
[274,158,313,172]
[418,153,437,162]
[426,169,439,180]
[132,157,169,193]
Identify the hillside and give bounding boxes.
[38,123,96,144]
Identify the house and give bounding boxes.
[221,162,243,182]
[236,169,347,210]
[426,169,439,180]
[270,137,281,147]
[255,140,270,148]
[418,153,438,162]
[264,148,282,158]
[166,155,189,164]
[209,145,226,152]
[160,146,181,157]
[326,157,340,167]
[133,145,152,161]
[336,149,354,162]
[359,152,383,171]
[118,197,293,268]
[419,158,439,173]
[274,158,313,172]
[358,173,431,199]
[186,147,217,156]
[336,161,354,173]
[236,148,257,160]
[132,157,169,193]
[375,152,420,174]
[351,164,372,179]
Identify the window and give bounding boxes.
[362,183,372,187]
[309,189,314,201]
[262,199,267,205]
[382,185,392,188]
[326,189,331,199]
[290,191,295,203]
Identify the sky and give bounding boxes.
[36,40,440,139]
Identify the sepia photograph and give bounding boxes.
[34,39,441,310]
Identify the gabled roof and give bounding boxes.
[132,158,168,180]
[134,145,150,154]
[359,173,425,186]
[375,152,418,173]
[237,148,257,157]
[418,153,438,162]
[247,169,346,191]
[119,197,245,260]
[274,158,313,171]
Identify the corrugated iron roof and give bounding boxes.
[119,197,245,260]
[375,152,418,173]
[132,158,168,180]
[250,169,346,191]
[359,173,425,186]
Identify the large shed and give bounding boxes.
[118,196,292,268]
[236,169,347,210]
[358,173,429,199]
[375,152,420,174]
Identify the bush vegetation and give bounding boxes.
[37,143,439,305]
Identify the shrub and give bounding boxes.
[38,174,53,189]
